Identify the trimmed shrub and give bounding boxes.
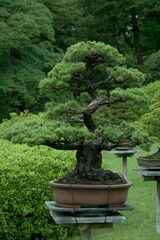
[0,139,77,240]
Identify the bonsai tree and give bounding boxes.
[0,41,152,184]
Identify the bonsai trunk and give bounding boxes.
[59,139,127,185]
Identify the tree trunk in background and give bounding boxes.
[131,9,143,65]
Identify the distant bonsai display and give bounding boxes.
[0,41,152,184]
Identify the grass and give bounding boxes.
[70,143,160,240]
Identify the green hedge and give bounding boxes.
[0,139,77,240]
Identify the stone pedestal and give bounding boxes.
[134,168,160,234]
[106,148,141,179]
[45,201,133,239]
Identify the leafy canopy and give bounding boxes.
[0,0,60,120]
[0,41,152,150]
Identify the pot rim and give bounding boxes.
[137,157,160,161]
[49,180,133,189]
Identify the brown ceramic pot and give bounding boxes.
[49,180,133,208]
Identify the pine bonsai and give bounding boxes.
[0,41,152,184]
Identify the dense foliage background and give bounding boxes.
[0,0,159,121]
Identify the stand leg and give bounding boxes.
[156,181,160,234]
[78,224,91,240]
[81,228,91,240]
[122,156,127,179]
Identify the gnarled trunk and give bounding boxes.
[60,139,126,185]
[75,140,102,178]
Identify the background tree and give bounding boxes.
[0,0,61,121]
[143,50,160,83]
[141,0,160,53]
[139,80,160,140]
[42,0,96,50]
[83,0,160,66]
[83,0,144,64]
[0,41,152,184]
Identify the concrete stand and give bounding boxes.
[106,149,141,179]
[134,168,160,234]
[45,201,133,239]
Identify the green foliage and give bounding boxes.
[140,108,160,141]
[0,0,55,53]
[94,121,152,151]
[84,0,160,60]
[0,139,77,239]
[108,67,145,88]
[109,88,149,123]
[0,0,159,120]
[42,0,96,50]
[0,0,62,121]
[0,41,152,150]
[143,50,160,83]
[40,41,143,95]
[63,41,125,64]
[0,0,160,120]
[150,90,160,110]
[143,80,160,100]
[46,100,81,120]
[142,1,160,52]
[138,80,160,140]
[0,112,91,146]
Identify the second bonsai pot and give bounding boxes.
[137,157,160,167]
[137,148,160,168]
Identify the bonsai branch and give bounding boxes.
[43,140,83,150]
[83,97,123,132]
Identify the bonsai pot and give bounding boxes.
[49,180,133,208]
[137,148,160,168]
[137,158,160,167]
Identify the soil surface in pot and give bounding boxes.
[57,169,127,185]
